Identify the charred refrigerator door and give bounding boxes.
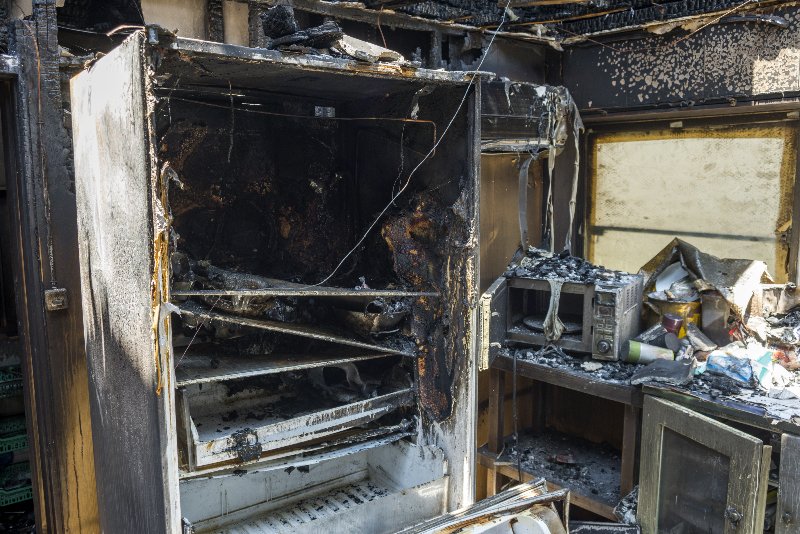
[72,31,480,534]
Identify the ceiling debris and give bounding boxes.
[355,0,796,42]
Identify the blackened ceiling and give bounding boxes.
[363,0,788,37]
[54,0,794,40]
[58,0,144,32]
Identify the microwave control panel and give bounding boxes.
[592,277,643,361]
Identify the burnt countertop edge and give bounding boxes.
[491,352,644,407]
[642,384,800,435]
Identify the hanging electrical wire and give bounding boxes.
[309,0,517,288]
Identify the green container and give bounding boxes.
[0,462,32,507]
[0,416,27,453]
[0,366,22,399]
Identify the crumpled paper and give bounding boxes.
[639,238,773,319]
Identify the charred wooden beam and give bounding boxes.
[207,0,224,42]
[10,3,99,531]
[504,0,589,5]
[235,0,558,45]
[247,0,266,47]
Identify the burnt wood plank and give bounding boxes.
[620,404,640,496]
[777,434,800,534]
[487,367,507,496]
[488,368,506,455]
[9,5,100,530]
[493,353,642,406]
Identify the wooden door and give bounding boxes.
[638,396,771,534]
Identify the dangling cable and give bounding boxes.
[563,96,584,255]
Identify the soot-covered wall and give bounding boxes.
[563,7,800,111]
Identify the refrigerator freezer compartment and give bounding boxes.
[181,440,448,534]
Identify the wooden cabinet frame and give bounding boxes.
[638,396,771,534]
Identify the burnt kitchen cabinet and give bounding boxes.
[71,30,481,533]
[638,397,772,534]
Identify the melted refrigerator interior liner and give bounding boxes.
[145,40,478,531]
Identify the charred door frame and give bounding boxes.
[0,65,48,525]
[581,107,800,283]
[3,10,99,533]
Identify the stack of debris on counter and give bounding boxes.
[624,239,800,404]
[260,5,406,64]
[507,239,800,425]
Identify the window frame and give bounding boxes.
[581,110,800,283]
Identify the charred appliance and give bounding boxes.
[483,249,643,363]
[72,31,479,534]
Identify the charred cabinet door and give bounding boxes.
[479,276,508,371]
[638,396,771,534]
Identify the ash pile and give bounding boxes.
[506,247,634,285]
[510,347,640,383]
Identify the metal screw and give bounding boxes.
[725,507,743,526]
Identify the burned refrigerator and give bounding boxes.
[72,31,481,533]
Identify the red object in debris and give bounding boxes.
[550,453,577,465]
[661,313,683,335]
[773,349,800,371]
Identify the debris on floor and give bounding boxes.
[503,429,622,506]
[613,486,638,525]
